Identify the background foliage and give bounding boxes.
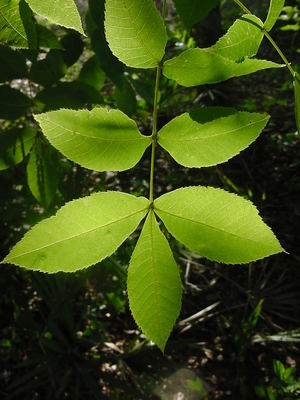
[0,0,300,398]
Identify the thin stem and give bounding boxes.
[149,0,167,204]
[233,0,295,78]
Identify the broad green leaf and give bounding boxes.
[0,45,27,82]
[115,76,137,116]
[36,24,62,49]
[210,15,264,61]
[0,127,36,170]
[265,0,285,31]
[25,0,84,34]
[105,0,167,68]
[0,0,36,48]
[0,85,32,119]
[173,0,220,30]
[128,211,182,352]
[79,55,106,91]
[27,140,59,207]
[29,51,67,86]
[34,107,151,172]
[163,49,283,87]
[154,187,283,264]
[2,192,149,272]
[35,81,103,111]
[158,107,269,168]
[295,73,300,133]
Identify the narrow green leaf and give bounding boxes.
[154,187,284,264]
[0,45,28,82]
[158,107,269,168]
[0,127,36,170]
[163,49,283,87]
[34,107,151,172]
[173,0,220,30]
[35,81,103,111]
[25,0,84,34]
[265,0,285,31]
[0,85,32,119]
[27,140,59,207]
[0,0,36,48]
[295,73,300,133]
[2,192,149,273]
[79,55,106,91]
[210,15,264,61]
[105,0,167,68]
[128,211,182,352]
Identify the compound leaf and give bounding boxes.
[34,108,151,172]
[27,140,59,208]
[128,210,182,352]
[210,15,264,61]
[0,0,36,48]
[295,73,300,133]
[3,192,149,273]
[163,49,283,87]
[265,0,285,31]
[0,85,32,119]
[158,107,269,168]
[26,0,84,34]
[0,127,36,170]
[105,0,167,68]
[154,187,283,264]
[173,0,220,30]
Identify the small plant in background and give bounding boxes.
[1,0,299,353]
[255,359,300,400]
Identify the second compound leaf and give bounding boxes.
[2,192,149,273]
[158,107,269,168]
[154,187,284,264]
[105,0,167,68]
[34,108,151,172]
[128,210,182,352]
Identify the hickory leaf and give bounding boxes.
[295,73,300,133]
[265,0,285,31]
[157,107,269,168]
[154,187,283,264]
[163,49,283,87]
[34,108,151,172]
[128,210,182,352]
[0,0,36,48]
[27,140,59,208]
[210,15,264,61]
[105,0,167,68]
[25,0,84,34]
[0,127,36,170]
[173,0,220,30]
[3,192,149,273]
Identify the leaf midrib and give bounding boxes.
[155,208,279,251]
[7,206,149,260]
[0,3,27,42]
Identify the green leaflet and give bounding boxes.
[0,0,36,48]
[29,51,67,87]
[210,15,264,61]
[79,56,106,91]
[3,192,149,273]
[128,211,182,352]
[105,0,167,68]
[0,127,36,170]
[163,49,282,87]
[295,73,300,133]
[0,45,28,82]
[157,107,269,168]
[25,0,84,34]
[34,108,151,172]
[114,76,137,116]
[173,0,220,30]
[154,187,283,264]
[0,85,32,120]
[27,140,59,208]
[265,0,285,31]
